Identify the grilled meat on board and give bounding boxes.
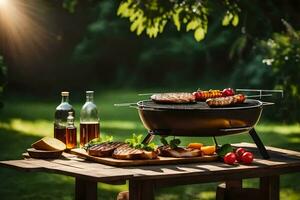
[158,146,203,158]
[87,142,125,157]
[151,93,196,104]
[112,144,158,160]
[206,94,246,107]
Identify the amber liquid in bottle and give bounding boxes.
[54,92,74,144]
[66,127,77,149]
[54,127,66,144]
[80,122,100,147]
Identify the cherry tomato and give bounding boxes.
[193,91,202,101]
[241,152,254,164]
[224,152,236,165]
[235,148,246,162]
[222,88,235,97]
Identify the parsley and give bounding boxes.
[125,133,157,151]
[84,135,114,150]
[160,136,181,149]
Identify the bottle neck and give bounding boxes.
[67,119,74,126]
[86,94,94,102]
[67,113,75,126]
[61,96,69,103]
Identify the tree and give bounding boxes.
[63,0,240,42]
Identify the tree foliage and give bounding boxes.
[117,0,240,41]
[63,0,240,41]
[259,21,300,122]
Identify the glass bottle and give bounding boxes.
[54,91,75,144]
[80,91,100,147]
[66,112,77,149]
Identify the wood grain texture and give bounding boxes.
[70,148,218,167]
[1,143,300,184]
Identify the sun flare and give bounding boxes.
[0,0,52,62]
[0,0,8,7]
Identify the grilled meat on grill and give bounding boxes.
[193,90,223,101]
[206,94,246,107]
[87,142,125,157]
[151,93,196,104]
[158,146,202,158]
[112,144,158,160]
[193,88,235,101]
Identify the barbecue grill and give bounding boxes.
[115,89,283,159]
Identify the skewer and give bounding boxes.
[114,94,272,107]
[138,93,155,96]
[140,89,284,98]
[236,89,284,98]
[246,94,273,99]
[114,103,136,107]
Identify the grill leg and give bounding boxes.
[249,128,270,159]
[213,136,219,147]
[142,132,155,144]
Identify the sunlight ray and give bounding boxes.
[0,0,53,62]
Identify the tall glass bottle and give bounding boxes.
[54,92,75,144]
[80,91,100,147]
[66,112,77,149]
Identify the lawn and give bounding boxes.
[0,89,300,200]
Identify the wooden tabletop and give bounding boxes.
[1,142,300,184]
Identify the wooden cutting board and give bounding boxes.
[70,148,218,167]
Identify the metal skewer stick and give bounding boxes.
[114,103,137,107]
[138,93,156,96]
[236,89,284,98]
[245,94,273,99]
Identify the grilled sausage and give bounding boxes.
[206,94,246,107]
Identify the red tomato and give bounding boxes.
[222,88,235,96]
[224,152,236,165]
[235,148,246,162]
[193,91,201,101]
[241,152,254,164]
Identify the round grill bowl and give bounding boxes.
[137,99,263,136]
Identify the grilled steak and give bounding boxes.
[87,142,125,157]
[112,144,158,160]
[151,93,196,104]
[158,146,202,158]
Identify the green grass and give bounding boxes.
[0,90,300,200]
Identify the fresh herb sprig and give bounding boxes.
[217,144,233,157]
[160,136,181,149]
[125,133,157,151]
[83,135,114,150]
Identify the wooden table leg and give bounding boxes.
[75,177,98,200]
[260,176,280,200]
[216,179,242,200]
[129,180,154,200]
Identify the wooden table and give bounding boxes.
[1,143,300,200]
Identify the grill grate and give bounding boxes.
[137,99,262,110]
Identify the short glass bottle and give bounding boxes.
[80,91,100,147]
[66,112,77,149]
[54,92,75,144]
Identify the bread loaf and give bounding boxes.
[32,137,66,151]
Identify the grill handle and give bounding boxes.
[219,127,252,132]
[261,101,275,106]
